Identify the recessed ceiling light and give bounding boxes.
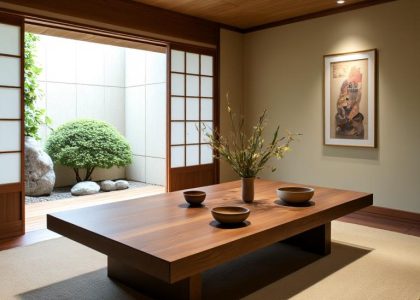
[337,0,345,4]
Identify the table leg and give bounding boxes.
[107,257,201,300]
[282,222,331,255]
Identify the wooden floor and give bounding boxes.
[26,185,165,232]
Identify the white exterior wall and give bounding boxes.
[125,49,166,186]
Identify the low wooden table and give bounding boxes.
[47,180,372,299]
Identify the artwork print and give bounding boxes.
[331,60,367,139]
[324,50,376,147]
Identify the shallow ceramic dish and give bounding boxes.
[277,187,314,204]
[211,206,250,224]
[183,190,206,206]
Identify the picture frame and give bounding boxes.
[324,49,376,147]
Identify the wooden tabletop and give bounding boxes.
[47,179,372,283]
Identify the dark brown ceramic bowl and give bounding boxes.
[277,187,315,204]
[211,206,250,224]
[183,190,206,206]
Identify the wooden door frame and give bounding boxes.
[0,12,25,239]
[166,42,220,191]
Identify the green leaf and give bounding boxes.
[24,32,51,139]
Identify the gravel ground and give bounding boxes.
[25,180,152,204]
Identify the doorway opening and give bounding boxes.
[0,13,219,241]
[24,24,167,231]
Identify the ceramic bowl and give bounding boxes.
[183,190,206,206]
[276,187,315,204]
[211,206,250,224]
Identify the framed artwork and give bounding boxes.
[324,49,376,147]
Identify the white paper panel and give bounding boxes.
[186,145,199,166]
[0,56,20,87]
[186,122,199,144]
[0,121,20,151]
[0,23,20,56]
[201,55,213,76]
[201,76,213,97]
[171,122,184,145]
[0,153,20,184]
[186,98,199,120]
[0,88,20,119]
[186,52,199,74]
[200,144,213,164]
[201,98,213,120]
[171,50,184,72]
[171,73,184,96]
[171,146,184,168]
[201,121,213,143]
[186,75,199,97]
[171,97,184,120]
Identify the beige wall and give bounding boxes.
[219,29,243,182]
[240,0,420,212]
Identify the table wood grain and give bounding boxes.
[47,179,372,299]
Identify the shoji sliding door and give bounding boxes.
[0,13,24,239]
[168,45,218,191]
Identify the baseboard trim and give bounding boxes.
[339,205,420,237]
[357,206,420,223]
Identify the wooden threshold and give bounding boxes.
[1,204,419,252]
[0,228,60,251]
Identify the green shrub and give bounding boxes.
[45,119,132,182]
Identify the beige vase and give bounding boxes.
[241,177,255,203]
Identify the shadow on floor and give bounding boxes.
[18,268,150,300]
[203,241,371,299]
[19,241,371,300]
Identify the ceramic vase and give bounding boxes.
[241,177,255,203]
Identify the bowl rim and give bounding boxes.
[183,190,206,195]
[277,186,314,193]
[211,206,250,215]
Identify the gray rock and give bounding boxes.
[71,181,100,196]
[115,180,129,190]
[100,180,116,192]
[25,137,56,196]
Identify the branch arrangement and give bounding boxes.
[204,96,300,178]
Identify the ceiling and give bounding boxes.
[133,0,380,30]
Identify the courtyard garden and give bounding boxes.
[23,30,167,205]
